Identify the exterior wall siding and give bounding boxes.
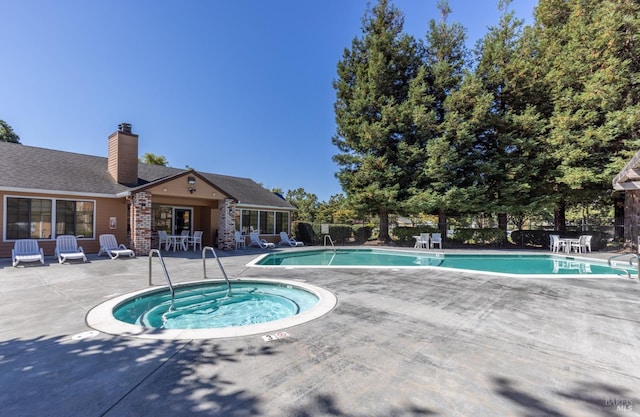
[0,192,128,258]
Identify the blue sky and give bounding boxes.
[1,0,537,202]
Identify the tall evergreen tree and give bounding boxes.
[473,0,547,232]
[404,0,472,234]
[332,0,422,241]
[536,0,640,230]
[0,120,21,143]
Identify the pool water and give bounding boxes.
[113,282,319,329]
[252,249,633,277]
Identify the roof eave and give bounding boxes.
[0,186,121,199]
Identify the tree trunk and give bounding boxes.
[378,206,391,242]
[614,192,624,240]
[438,209,447,240]
[554,200,566,232]
[497,213,508,230]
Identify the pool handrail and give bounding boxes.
[323,235,336,253]
[148,249,175,310]
[607,253,640,280]
[202,246,231,297]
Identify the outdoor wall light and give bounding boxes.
[188,187,196,194]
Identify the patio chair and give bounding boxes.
[415,233,429,249]
[250,232,275,249]
[549,234,561,252]
[430,233,443,249]
[570,235,590,253]
[157,230,170,250]
[235,231,246,249]
[55,235,87,264]
[279,231,304,247]
[12,239,45,267]
[187,230,203,251]
[98,234,135,259]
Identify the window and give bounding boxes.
[241,210,258,234]
[260,211,274,235]
[56,200,94,238]
[5,197,52,239]
[5,197,94,239]
[237,209,289,235]
[275,211,289,234]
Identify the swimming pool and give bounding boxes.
[249,248,635,278]
[86,278,338,340]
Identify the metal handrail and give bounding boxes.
[323,235,336,253]
[148,249,175,310]
[607,253,640,280]
[202,246,231,297]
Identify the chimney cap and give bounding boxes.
[118,123,132,134]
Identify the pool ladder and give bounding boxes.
[324,235,336,253]
[148,246,233,311]
[148,249,176,310]
[202,246,232,297]
[607,253,640,280]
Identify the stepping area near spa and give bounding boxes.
[0,247,638,416]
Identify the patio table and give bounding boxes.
[166,235,188,252]
[559,238,580,253]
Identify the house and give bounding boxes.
[0,123,295,257]
[612,150,640,246]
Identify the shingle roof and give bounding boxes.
[0,142,293,208]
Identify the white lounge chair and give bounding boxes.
[250,232,275,249]
[98,234,135,259]
[12,239,45,267]
[55,235,87,264]
[187,230,203,251]
[279,231,304,247]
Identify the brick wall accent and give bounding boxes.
[218,199,236,250]
[131,191,152,255]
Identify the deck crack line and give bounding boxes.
[99,340,193,417]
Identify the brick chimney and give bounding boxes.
[108,123,139,186]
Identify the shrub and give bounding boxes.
[354,225,373,243]
[294,221,315,245]
[450,228,506,245]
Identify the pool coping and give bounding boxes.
[246,247,636,279]
[85,278,338,340]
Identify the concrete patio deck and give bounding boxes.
[0,247,638,416]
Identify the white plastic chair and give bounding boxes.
[12,239,45,267]
[571,235,590,253]
[549,234,565,252]
[98,234,135,259]
[188,231,203,251]
[157,230,170,250]
[417,233,430,249]
[55,235,87,264]
[279,231,304,247]
[235,231,246,249]
[430,233,443,249]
